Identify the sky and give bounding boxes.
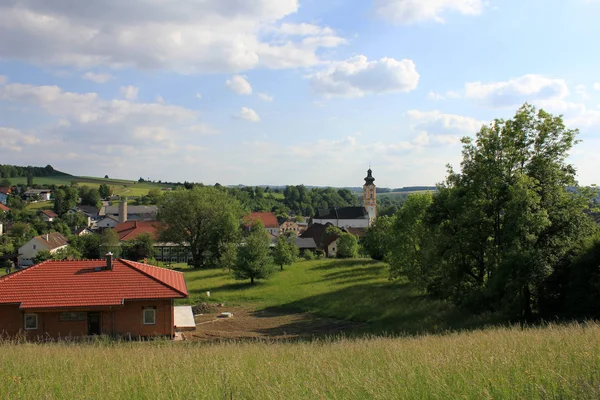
[1,0,600,188]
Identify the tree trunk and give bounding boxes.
[251,277,255,285]
[280,264,283,271]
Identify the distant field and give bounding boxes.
[0,323,598,399]
[9,176,174,198]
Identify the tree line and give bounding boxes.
[0,164,69,179]
[364,105,600,320]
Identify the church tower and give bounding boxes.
[363,168,377,224]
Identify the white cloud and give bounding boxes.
[276,23,334,36]
[0,127,40,152]
[195,92,202,99]
[234,107,261,122]
[120,85,139,101]
[593,83,600,91]
[374,0,484,24]
[407,110,484,144]
[226,75,253,95]
[155,95,166,104]
[0,75,6,85]
[0,81,216,152]
[258,92,274,102]
[82,72,113,83]
[310,55,420,98]
[0,1,345,73]
[465,74,569,107]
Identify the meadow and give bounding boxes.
[0,323,598,399]
[180,259,494,335]
[10,175,173,198]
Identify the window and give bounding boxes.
[33,244,36,250]
[60,312,85,322]
[24,313,38,330]
[143,308,156,325]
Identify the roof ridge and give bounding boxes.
[119,259,188,297]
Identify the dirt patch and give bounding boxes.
[185,307,359,341]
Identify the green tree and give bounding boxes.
[71,234,101,259]
[33,250,53,264]
[336,233,359,258]
[100,229,121,257]
[122,233,155,261]
[233,222,275,284]
[157,187,244,268]
[363,215,396,261]
[402,104,594,318]
[79,186,102,208]
[52,246,82,261]
[273,235,298,271]
[0,178,11,187]
[99,184,112,199]
[219,242,238,272]
[387,193,434,284]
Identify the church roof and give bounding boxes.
[314,207,369,220]
[364,168,375,186]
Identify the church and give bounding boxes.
[311,168,378,229]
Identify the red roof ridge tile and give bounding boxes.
[119,259,188,297]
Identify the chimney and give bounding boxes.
[106,252,113,270]
[119,197,127,223]
[45,233,49,241]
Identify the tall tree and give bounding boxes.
[232,222,275,284]
[273,235,298,271]
[100,229,121,257]
[157,187,244,268]
[122,233,155,261]
[98,184,112,199]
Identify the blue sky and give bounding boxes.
[1,0,599,188]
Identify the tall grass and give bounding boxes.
[0,323,598,399]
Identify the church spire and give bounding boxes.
[364,168,375,186]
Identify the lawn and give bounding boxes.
[24,201,54,211]
[180,259,489,335]
[0,323,598,399]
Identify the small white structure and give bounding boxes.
[18,232,68,267]
[24,189,52,202]
[174,306,196,332]
[94,215,119,229]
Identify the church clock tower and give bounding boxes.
[363,168,377,224]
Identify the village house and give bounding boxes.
[300,223,340,257]
[244,212,280,236]
[73,227,93,236]
[0,187,11,205]
[0,255,188,339]
[114,220,192,264]
[94,215,120,230]
[24,189,52,202]
[312,207,371,229]
[100,199,157,222]
[39,209,58,222]
[18,232,68,267]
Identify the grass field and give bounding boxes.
[9,176,173,198]
[24,200,54,211]
[0,323,598,399]
[179,259,490,335]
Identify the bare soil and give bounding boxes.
[184,307,360,341]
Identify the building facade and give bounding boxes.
[363,168,377,224]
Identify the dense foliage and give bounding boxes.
[233,221,275,284]
[0,164,69,179]
[377,105,598,320]
[273,234,299,271]
[157,187,244,268]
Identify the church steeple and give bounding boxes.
[362,167,377,224]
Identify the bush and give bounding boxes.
[303,251,316,261]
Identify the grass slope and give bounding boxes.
[181,259,489,334]
[1,323,598,399]
[10,176,173,198]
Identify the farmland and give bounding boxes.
[9,175,173,198]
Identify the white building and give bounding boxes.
[18,232,68,267]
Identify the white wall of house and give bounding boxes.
[266,227,279,236]
[18,239,67,266]
[327,239,339,258]
[95,218,119,229]
[312,218,370,228]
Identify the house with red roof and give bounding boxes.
[0,203,9,212]
[39,209,58,222]
[114,221,192,264]
[244,212,280,236]
[0,254,188,339]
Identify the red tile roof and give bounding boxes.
[0,204,9,212]
[245,212,279,229]
[0,259,188,309]
[115,221,160,241]
[0,187,11,195]
[40,210,58,218]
